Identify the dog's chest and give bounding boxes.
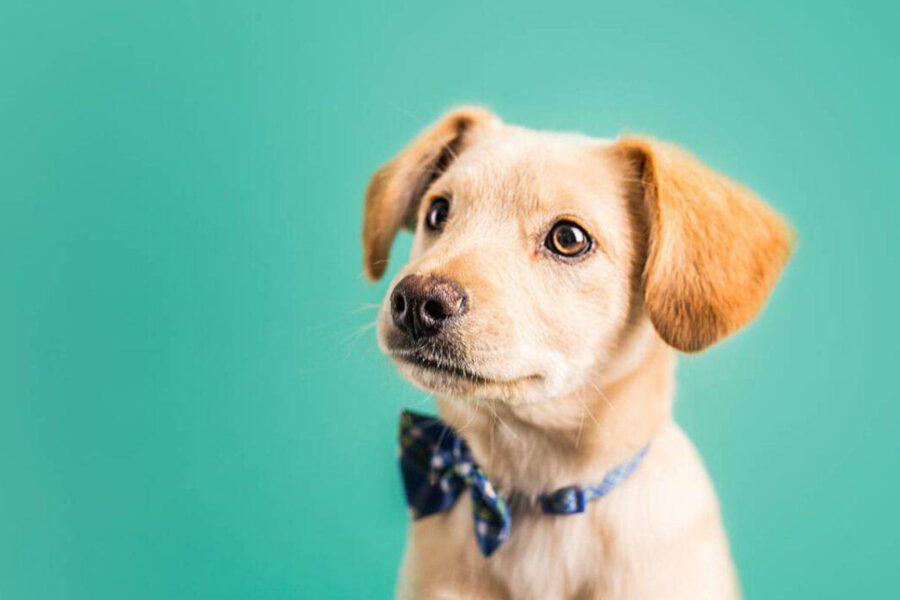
[490,504,615,598]
[407,492,620,600]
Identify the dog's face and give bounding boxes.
[374,128,642,403]
[363,108,792,404]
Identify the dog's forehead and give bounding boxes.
[462,127,605,169]
[444,127,619,213]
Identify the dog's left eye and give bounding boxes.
[425,197,450,232]
[546,220,591,257]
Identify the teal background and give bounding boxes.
[2,1,897,598]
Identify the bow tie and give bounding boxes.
[398,409,649,557]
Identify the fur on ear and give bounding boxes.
[612,137,794,352]
[362,107,501,280]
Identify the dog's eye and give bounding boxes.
[425,197,450,232]
[547,221,591,257]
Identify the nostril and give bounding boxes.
[422,299,447,322]
[392,292,406,315]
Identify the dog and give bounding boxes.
[362,107,792,599]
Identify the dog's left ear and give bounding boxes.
[362,107,501,281]
[610,137,795,352]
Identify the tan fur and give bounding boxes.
[362,108,792,599]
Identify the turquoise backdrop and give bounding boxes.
[2,1,897,598]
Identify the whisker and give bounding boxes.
[455,399,481,434]
[585,379,616,418]
[575,406,586,449]
[486,402,521,443]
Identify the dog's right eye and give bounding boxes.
[425,197,450,232]
[546,220,592,258]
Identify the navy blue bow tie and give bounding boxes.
[398,410,649,557]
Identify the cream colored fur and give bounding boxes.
[362,108,792,600]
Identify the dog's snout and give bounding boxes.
[390,274,467,340]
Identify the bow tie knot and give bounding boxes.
[399,412,511,556]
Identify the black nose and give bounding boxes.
[390,274,467,340]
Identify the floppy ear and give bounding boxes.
[611,137,794,352]
[362,107,501,280]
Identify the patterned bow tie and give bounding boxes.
[398,409,649,557]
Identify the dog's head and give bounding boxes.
[363,108,792,404]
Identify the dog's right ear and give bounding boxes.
[362,107,501,281]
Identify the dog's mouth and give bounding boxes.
[391,350,492,384]
[389,348,544,397]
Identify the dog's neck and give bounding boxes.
[437,322,675,496]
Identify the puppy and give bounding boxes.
[363,107,792,600]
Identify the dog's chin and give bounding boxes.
[390,351,543,403]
